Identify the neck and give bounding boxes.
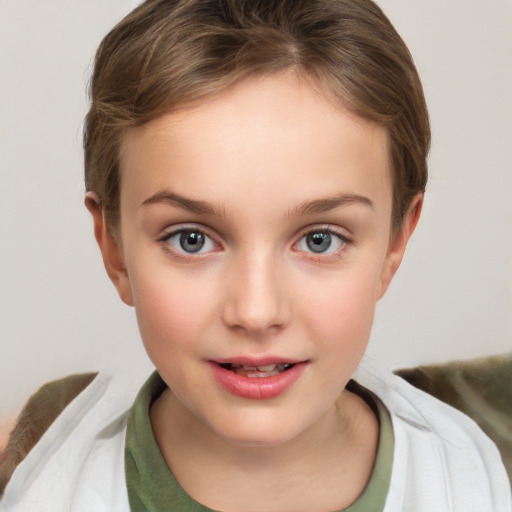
[150,388,379,512]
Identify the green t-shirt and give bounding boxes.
[125,372,394,512]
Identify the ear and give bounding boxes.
[85,192,134,306]
[377,193,423,300]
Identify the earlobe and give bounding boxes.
[84,192,134,306]
[377,194,423,300]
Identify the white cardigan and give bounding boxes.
[1,368,510,511]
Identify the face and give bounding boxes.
[90,73,419,447]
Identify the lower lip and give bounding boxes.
[209,362,307,400]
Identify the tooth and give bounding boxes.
[256,364,277,372]
[246,370,280,378]
[243,365,257,370]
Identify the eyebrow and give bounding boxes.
[141,189,373,218]
[288,193,374,217]
[140,190,225,217]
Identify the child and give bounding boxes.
[0,0,510,510]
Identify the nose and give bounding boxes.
[222,251,289,336]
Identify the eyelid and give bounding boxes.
[158,221,217,238]
[296,224,352,242]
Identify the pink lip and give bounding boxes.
[208,360,308,400]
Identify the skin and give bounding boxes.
[87,72,422,511]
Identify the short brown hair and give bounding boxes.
[84,0,430,233]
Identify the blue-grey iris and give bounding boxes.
[180,231,205,253]
[306,232,331,253]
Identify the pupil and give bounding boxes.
[306,232,331,253]
[180,231,205,253]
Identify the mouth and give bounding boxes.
[209,359,307,399]
[218,363,295,378]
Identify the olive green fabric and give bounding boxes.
[125,372,394,512]
[395,353,512,486]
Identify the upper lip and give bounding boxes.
[211,356,306,366]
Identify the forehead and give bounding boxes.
[119,73,392,221]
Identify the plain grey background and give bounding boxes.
[1,0,511,420]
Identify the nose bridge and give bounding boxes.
[222,246,287,334]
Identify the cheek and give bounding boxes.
[130,269,217,358]
[299,268,380,353]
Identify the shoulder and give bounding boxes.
[0,373,98,495]
[395,353,512,469]
[0,372,134,510]
[356,363,512,511]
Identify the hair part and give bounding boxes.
[84,0,430,234]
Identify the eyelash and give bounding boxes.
[157,225,352,259]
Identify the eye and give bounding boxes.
[161,229,216,254]
[296,229,347,254]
